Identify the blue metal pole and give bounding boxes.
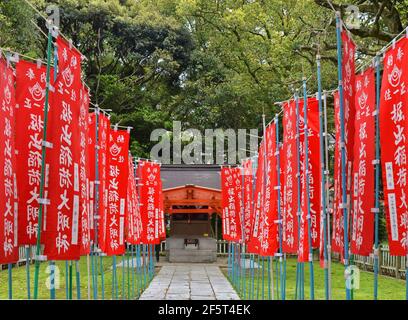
[32,25,53,300]
[137,245,142,295]
[374,55,381,300]
[300,263,305,300]
[75,261,81,299]
[122,254,125,299]
[275,115,285,300]
[93,106,100,300]
[50,44,58,301]
[143,245,147,289]
[91,248,97,299]
[323,92,333,298]
[227,242,231,278]
[256,254,260,300]
[69,261,73,300]
[283,254,287,300]
[65,261,69,299]
[317,55,330,300]
[231,243,235,285]
[240,165,246,299]
[302,77,315,300]
[150,244,154,280]
[131,246,135,299]
[267,257,271,300]
[8,263,12,299]
[373,54,381,300]
[100,255,105,300]
[250,254,255,299]
[249,155,257,300]
[111,255,115,299]
[335,12,351,300]
[126,252,129,299]
[26,246,31,299]
[294,93,304,299]
[275,257,279,299]
[295,261,299,299]
[262,256,265,300]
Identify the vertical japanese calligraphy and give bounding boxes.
[139,160,161,244]
[44,37,82,260]
[221,167,233,241]
[87,113,96,242]
[282,100,299,253]
[380,37,408,256]
[247,145,264,254]
[298,97,321,262]
[232,167,243,242]
[342,30,357,202]
[105,129,130,255]
[242,159,253,244]
[262,124,278,256]
[126,156,142,244]
[0,57,18,263]
[97,113,111,252]
[79,85,90,255]
[15,60,50,245]
[350,67,375,256]
[332,91,345,259]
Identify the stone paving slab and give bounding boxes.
[139,264,239,300]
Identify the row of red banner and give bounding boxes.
[221,33,408,260]
[0,37,164,264]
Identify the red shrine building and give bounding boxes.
[160,165,222,262]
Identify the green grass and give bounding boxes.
[0,255,154,300]
[224,258,407,300]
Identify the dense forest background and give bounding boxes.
[1,0,406,241]
[1,0,407,158]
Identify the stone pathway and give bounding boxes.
[139,264,240,300]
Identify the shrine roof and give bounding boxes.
[160,164,221,190]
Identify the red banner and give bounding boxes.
[0,58,19,264]
[139,161,161,244]
[380,37,408,256]
[232,167,243,243]
[247,125,279,256]
[282,100,299,253]
[350,68,375,256]
[221,167,241,241]
[242,159,253,244]
[158,179,166,240]
[332,91,344,258]
[342,30,357,166]
[87,113,96,242]
[247,144,264,254]
[15,60,50,245]
[44,37,82,260]
[105,129,129,255]
[97,113,111,252]
[79,85,91,255]
[298,97,321,262]
[262,124,279,256]
[126,156,142,244]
